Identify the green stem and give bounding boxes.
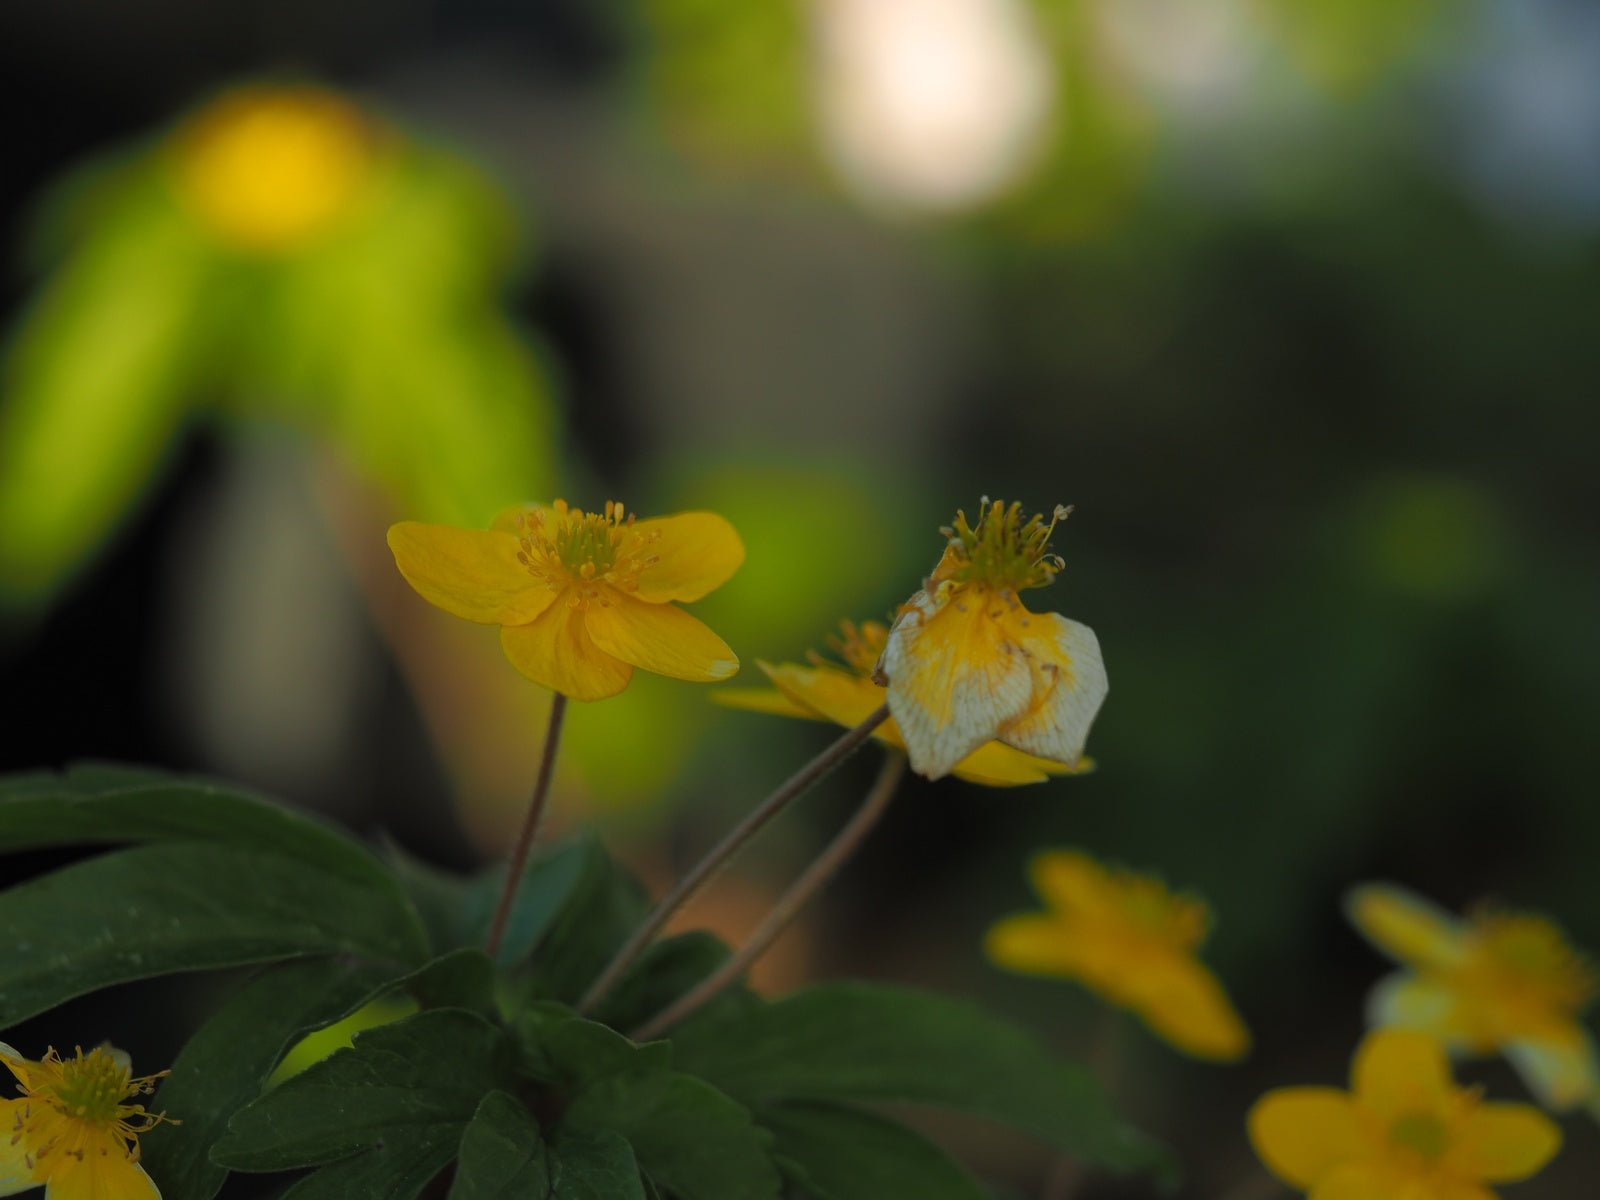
[630,750,907,1041]
[485,692,568,960]
[577,701,891,1016]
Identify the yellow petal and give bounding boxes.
[995,611,1109,766]
[761,662,887,729]
[949,740,1054,786]
[1504,1027,1600,1112]
[1028,850,1110,918]
[0,1100,35,1195]
[1445,1102,1561,1182]
[45,1153,161,1200]
[630,511,745,604]
[1128,953,1252,1062]
[983,913,1081,977]
[489,502,550,533]
[1247,1087,1364,1187]
[1351,1029,1452,1118]
[1345,883,1467,970]
[880,585,1035,779]
[1307,1163,1404,1200]
[500,596,633,701]
[712,686,823,721]
[584,592,739,683]
[387,522,554,626]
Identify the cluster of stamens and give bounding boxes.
[941,498,1071,592]
[805,619,890,678]
[1466,908,1597,1011]
[1106,870,1210,951]
[513,499,661,606]
[7,1046,173,1163]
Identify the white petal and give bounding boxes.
[996,614,1107,764]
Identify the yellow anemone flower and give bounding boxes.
[985,850,1249,1061]
[0,1043,170,1200]
[876,499,1106,780]
[170,84,379,252]
[1347,882,1600,1111]
[1248,1028,1561,1198]
[388,500,742,702]
[717,618,1093,786]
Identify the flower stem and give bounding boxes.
[485,692,568,960]
[629,749,906,1041]
[577,701,891,1015]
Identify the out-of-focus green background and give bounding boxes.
[3,1,1599,1195]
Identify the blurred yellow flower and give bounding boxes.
[389,500,743,702]
[717,617,1092,786]
[1348,882,1600,1111]
[877,499,1106,779]
[0,1042,170,1200]
[985,849,1249,1061]
[1248,1028,1561,1198]
[171,84,378,251]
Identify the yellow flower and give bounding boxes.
[984,850,1249,1061]
[877,500,1107,780]
[1347,882,1599,1111]
[1248,1028,1561,1198]
[171,84,378,251]
[717,618,1093,786]
[388,500,743,702]
[0,1043,170,1200]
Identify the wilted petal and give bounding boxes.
[501,596,633,701]
[1247,1087,1363,1188]
[995,611,1108,765]
[584,592,739,683]
[388,522,553,625]
[1504,1026,1600,1112]
[631,511,745,603]
[1365,971,1464,1039]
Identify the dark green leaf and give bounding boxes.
[142,957,405,1200]
[515,1010,672,1086]
[278,1127,457,1199]
[0,768,403,893]
[402,948,496,1015]
[213,1008,510,1172]
[548,1129,645,1200]
[590,931,757,1034]
[762,1102,984,1200]
[520,838,649,1004]
[0,843,427,1027]
[449,1091,549,1199]
[565,1071,780,1200]
[669,983,1169,1178]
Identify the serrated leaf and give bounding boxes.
[278,1126,459,1199]
[515,1010,672,1086]
[763,1102,985,1200]
[0,843,426,1027]
[0,768,403,892]
[402,948,497,1015]
[669,983,1170,1179]
[564,1071,780,1200]
[213,1008,510,1172]
[141,957,404,1200]
[548,1129,645,1200]
[449,1091,549,1199]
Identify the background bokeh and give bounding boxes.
[3,0,1600,1195]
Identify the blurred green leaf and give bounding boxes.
[519,837,650,1005]
[670,983,1171,1179]
[764,1101,985,1200]
[213,1008,510,1172]
[142,957,403,1200]
[403,948,497,1014]
[0,173,213,605]
[565,1070,780,1200]
[0,842,426,1026]
[589,931,756,1034]
[548,1129,646,1200]
[517,1009,673,1086]
[450,1091,549,1200]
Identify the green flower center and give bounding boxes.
[50,1049,135,1124]
[1389,1111,1449,1160]
[942,499,1070,592]
[516,500,660,596]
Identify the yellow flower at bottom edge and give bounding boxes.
[876,500,1107,780]
[716,618,1094,786]
[1346,882,1600,1112]
[388,500,743,702]
[1248,1028,1561,1198]
[0,1043,170,1200]
[984,849,1249,1061]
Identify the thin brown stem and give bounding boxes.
[630,750,907,1041]
[577,702,891,1015]
[485,692,568,960]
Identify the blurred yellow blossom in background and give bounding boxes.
[1248,1028,1561,1198]
[1348,882,1600,1111]
[878,500,1107,779]
[985,849,1249,1060]
[389,501,742,701]
[717,617,1092,785]
[0,1042,170,1200]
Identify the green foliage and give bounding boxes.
[0,765,1170,1198]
